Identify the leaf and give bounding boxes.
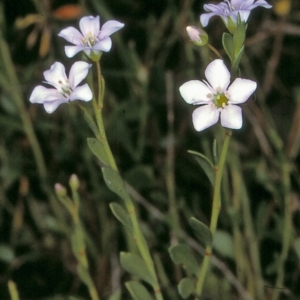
[168,244,198,276]
[87,138,110,167]
[231,45,244,76]
[233,22,246,57]
[222,32,234,62]
[213,230,234,259]
[188,150,215,186]
[120,252,155,285]
[84,109,99,137]
[178,277,194,299]
[125,281,154,300]
[109,202,132,230]
[0,244,15,263]
[189,217,213,247]
[102,167,125,199]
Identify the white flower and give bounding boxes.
[58,15,124,58]
[179,59,257,132]
[29,61,93,113]
[200,0,272,27]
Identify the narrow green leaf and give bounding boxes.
[189,217,213,247]
[84,109,98,137]
[188,150,214,186]
[109,202,132,230]
[120,252,155,285]
[231,45,244,76]
[213,230,234,259]
[102,167,125,199]
[178,277,194,299]
[222,32,234,62]
[233,22,246,56]
[87,138,110,167]
[125,281,154,300]
[168,244,198,276]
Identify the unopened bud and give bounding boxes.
[186,26,208,46]
[69,174,80,190]
[55,183,67,197]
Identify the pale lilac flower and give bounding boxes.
[30,61,92,113]
[179,59,256,131]
[200,0,272,27]
[58,15,124,58]
[186,26,208,46]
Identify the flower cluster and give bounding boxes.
[30,15,124,113]
[180,0,271,132]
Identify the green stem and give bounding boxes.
[271,158,292,300]
[207,43,223,59]
[92,60,163,300]
[194,129,231,299]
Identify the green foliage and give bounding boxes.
[125,281,154,300]
[177,278,194,299]
[120,252,155,285]
[189,217,213,247]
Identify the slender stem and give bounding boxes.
[194,129,231,299]
[92,60,163,300]
[271,158,292,300]
[207,43,223,59]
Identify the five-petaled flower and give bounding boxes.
[30,61,93,113]
[200,0,272,28]
[58,15,124,59]
[179,59,257,132]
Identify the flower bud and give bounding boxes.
[186,26,208,46]
[55,183,67,197]
[69,174,80,190]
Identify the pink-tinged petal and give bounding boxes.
[64,45,86,58]
[43,100,67,114]
[58,27,83,45]
[69,61,92,87]
[93,37,112,52]
[43,62,67,89]
[70,84,93,102]
[79,16,100,37]
[205,59,231,91]
[192,105,219,131]
[220,105,243,129]
[98,20,124,39]
[29,86,61,103]
[179,80,212,105]
[227,78,257,104]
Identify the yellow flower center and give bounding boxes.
[82,32,98,47]
[214,93,229,108]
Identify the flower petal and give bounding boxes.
[248,0,272,9]
[43,62,67,89]
[220,105,243,129]
[29,86,61,103]
[205,59,230,91]
[58,27,83,45]
[70,84,93,102]
[93,37,112,52]
[43,100,67,114]
[79,16,100,37]
[98,20,124,39]
[69,61,92,88]
[192,105,219,131]
[227,78,257,104]
[179,80,212,105]
[64,45,86,58]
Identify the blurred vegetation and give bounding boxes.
[1,0,300,299]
